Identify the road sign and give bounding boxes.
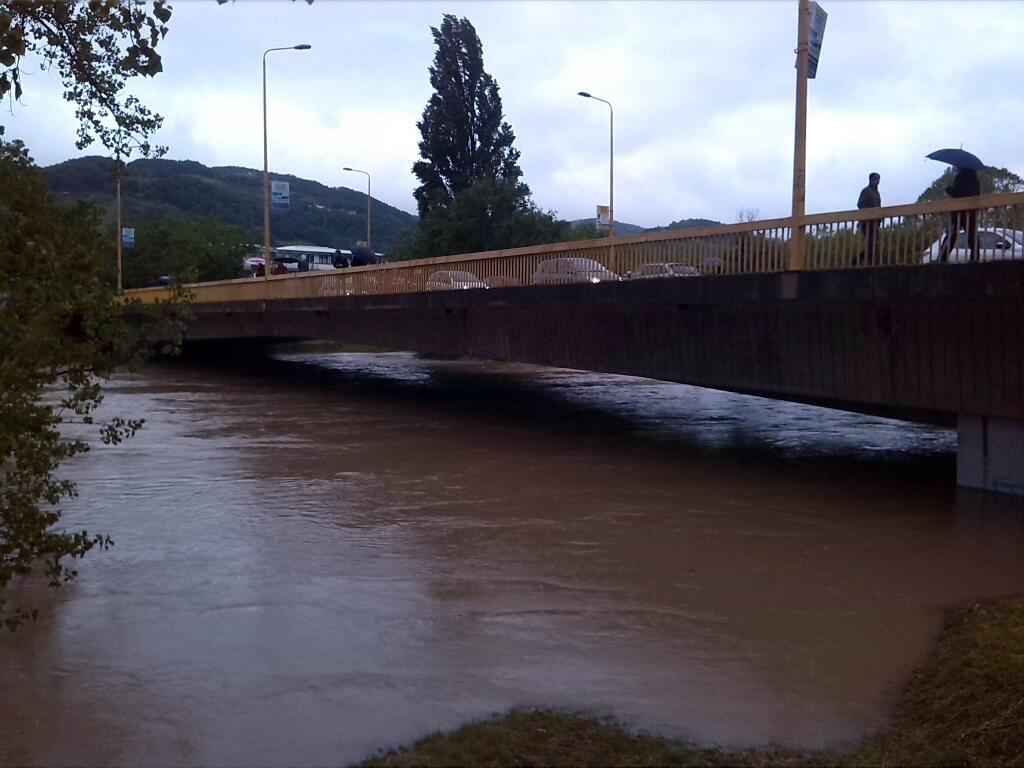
[271,180,290,210]
[596,204,610,231]
[808,2,827,78]
[121,227,135,249]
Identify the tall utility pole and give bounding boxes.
[115,155,123,292]
[790,0,811,271]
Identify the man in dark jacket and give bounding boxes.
[857,172,881,263]
[940,168,981,263]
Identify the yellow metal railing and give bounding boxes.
[128,192,1024,305]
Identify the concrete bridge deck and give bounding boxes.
[179,262,1024,496]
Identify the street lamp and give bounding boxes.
[262,43,311,279]
[342,166,372,251]
[578,91,614,239]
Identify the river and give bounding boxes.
[2,351,1023,767]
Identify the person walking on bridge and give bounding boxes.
[857,172,882,264]
[939,167,981,263]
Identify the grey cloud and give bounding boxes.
[8,0,1023,228]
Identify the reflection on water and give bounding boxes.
[2,352,1023,767]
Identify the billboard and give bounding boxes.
[271,180,290,210]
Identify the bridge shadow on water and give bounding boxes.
[166,345,967,501]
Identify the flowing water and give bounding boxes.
[2,352,1023,767]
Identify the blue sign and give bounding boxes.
[271,180,290,210]
[121,227,135,249]
[795,2,828,79]
[808,2,827,79]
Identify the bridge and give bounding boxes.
[131,193,1024,496]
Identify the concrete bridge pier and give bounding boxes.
[958,416,1024,497]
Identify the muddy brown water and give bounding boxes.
[2,352,1023,767]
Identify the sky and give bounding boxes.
[6,0,1024,227]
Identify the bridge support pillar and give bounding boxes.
[957,415,1024,496]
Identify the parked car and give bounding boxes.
[533,257,620,285]
[625,262,701,279]
[921,228,1023,264]
[425,270,488,291]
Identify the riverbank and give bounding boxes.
[363,596,1024,767]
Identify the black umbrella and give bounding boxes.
[926,148,985,170]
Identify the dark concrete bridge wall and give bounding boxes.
[184,263,1024,427]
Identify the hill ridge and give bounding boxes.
[46,156,725,250]
[44,156,418,252]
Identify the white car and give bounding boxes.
[625,262,701,279]
[424,270,488,291]
[533,257,620,285]
[921,228,1023,263]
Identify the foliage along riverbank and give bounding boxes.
[362,596,1024,767]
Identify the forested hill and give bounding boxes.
[645,217,724,234]
[569,216,724,236]
[569,218,648,236]
[44,157,419,252]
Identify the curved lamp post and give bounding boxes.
[578,91,614,239]
[342,166,372,251]
[263,43,311,279]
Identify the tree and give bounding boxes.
[917,167,1024,203]
[395,178,573,260]
[567,220,601,241]
[124,215,247,288]
[412,14,526,219]
[1,1,172,159]
[399,16,574,260]
[1,2,178,630]
[0,137,188,629]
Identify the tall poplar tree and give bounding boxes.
[412,14,527,219]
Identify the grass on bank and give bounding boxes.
[855,598,1024,767]
[363,597,1024,768]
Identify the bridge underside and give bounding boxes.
[181,263,1024,494]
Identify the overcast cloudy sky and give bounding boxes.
[7,0,1024,227]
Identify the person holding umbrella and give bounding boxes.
[927,148,984,263]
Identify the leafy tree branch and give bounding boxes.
[0,0,172,158]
